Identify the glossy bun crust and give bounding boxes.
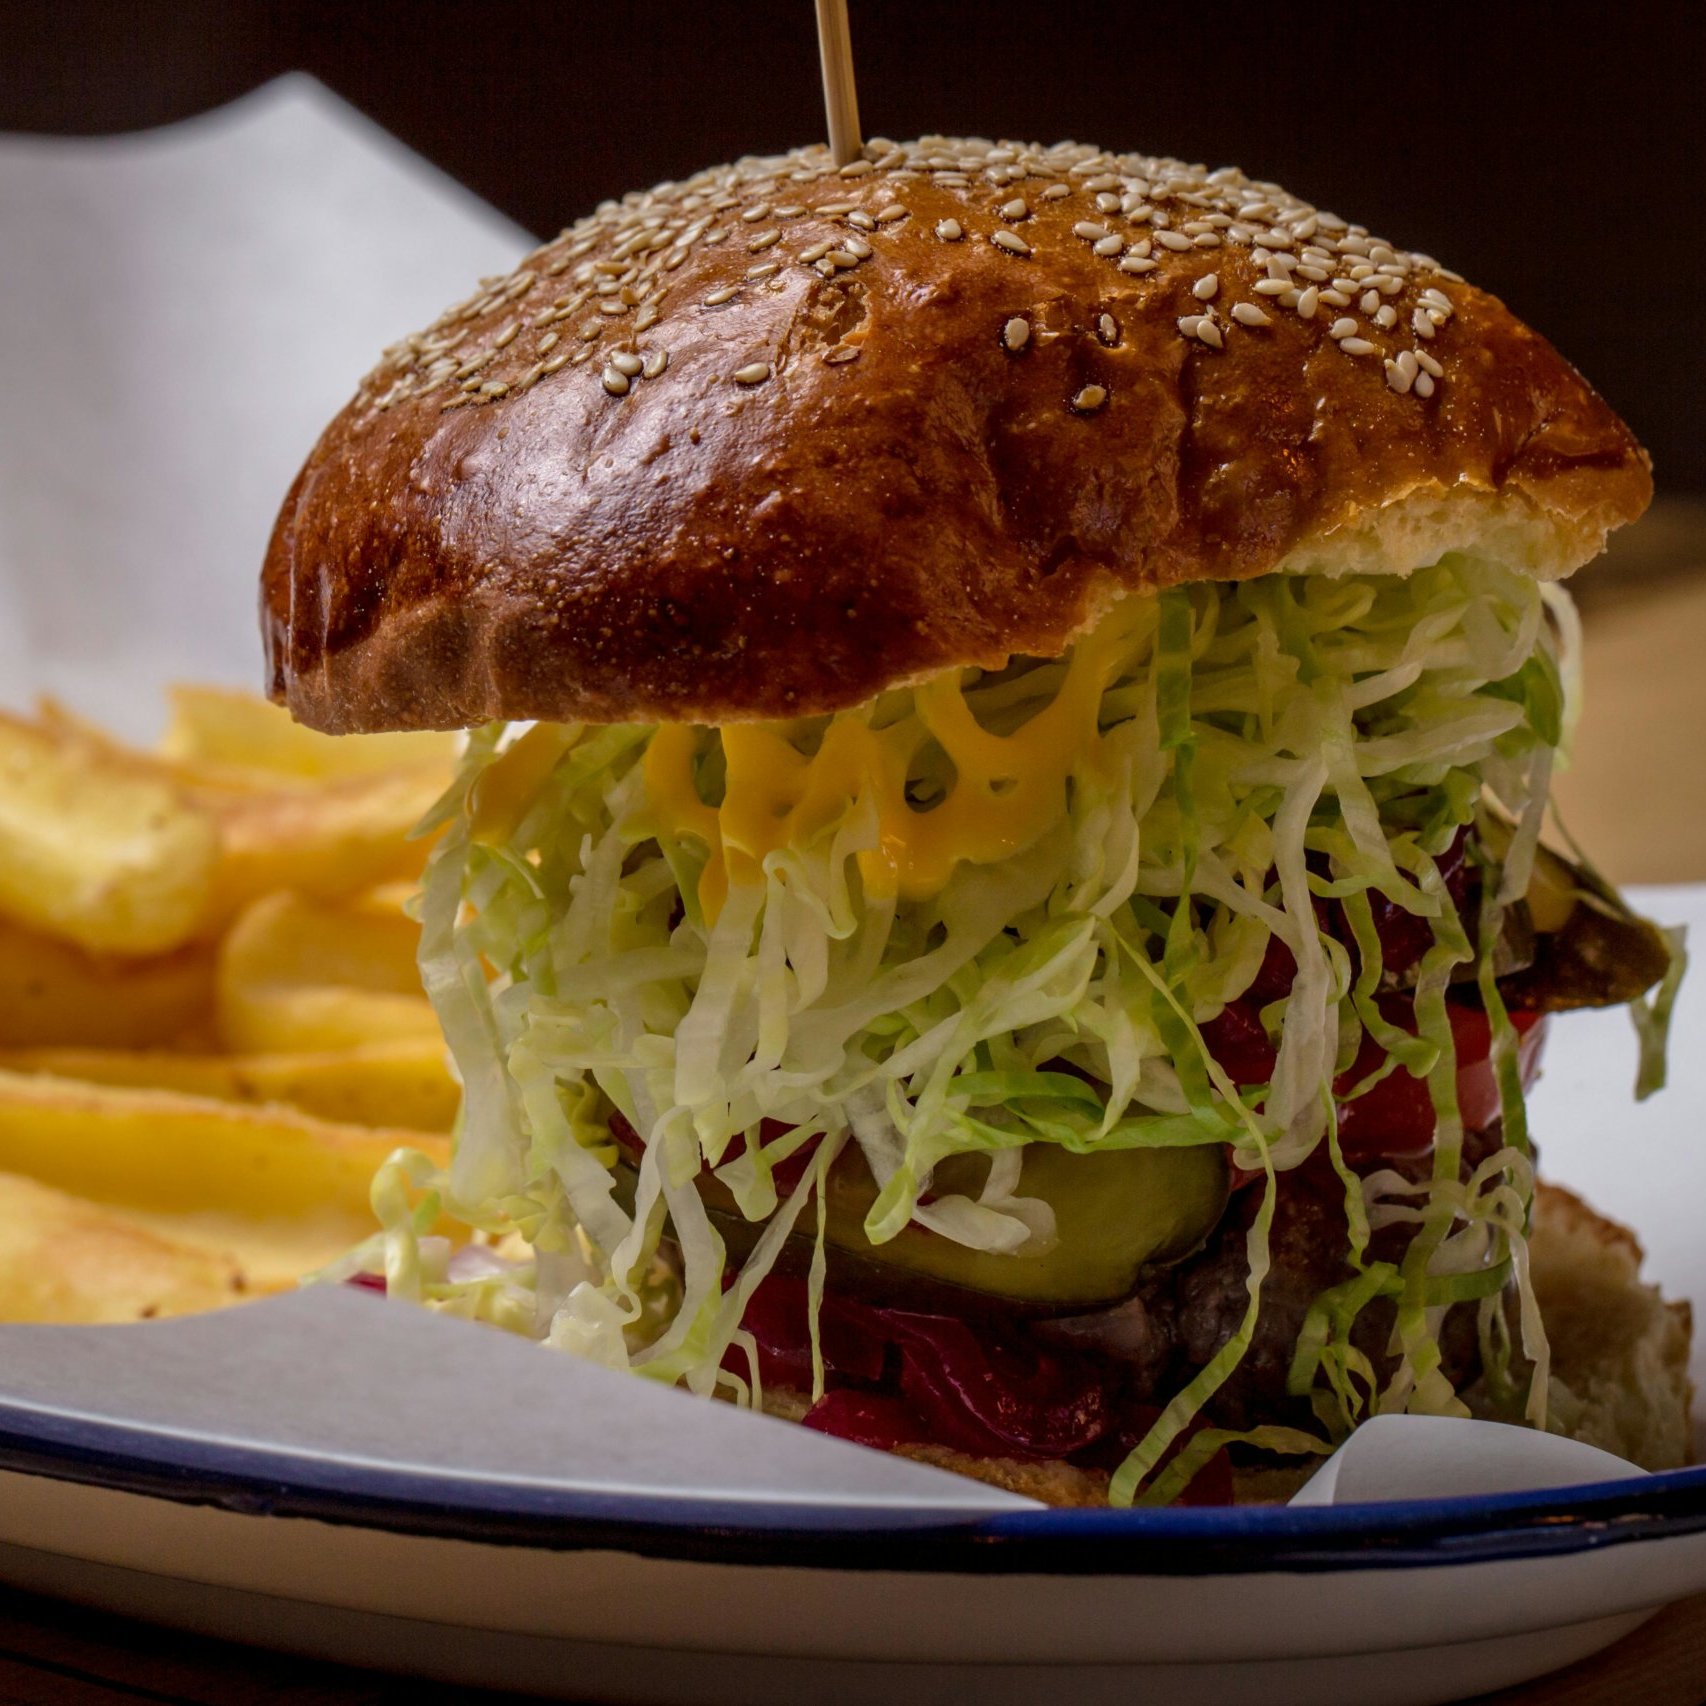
[264,138,1651,733]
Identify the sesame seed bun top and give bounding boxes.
[262,136,1651,733]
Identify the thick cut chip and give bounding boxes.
[0,1041,460,1131]
[0,1170,252,1324]
[0,914,216,1048]
[0,712,220,953]
[0,1070,452,1289]
[216,890,440,1054]
[203,765,449,929]
[161,685,459,783]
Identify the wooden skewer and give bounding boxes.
[814,0,864,167]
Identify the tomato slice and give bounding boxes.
[1209,996,1548,1176]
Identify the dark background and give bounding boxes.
[4,0,1704,489]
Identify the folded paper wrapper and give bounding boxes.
[0,75,1698,1510]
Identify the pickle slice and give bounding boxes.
[700,1139,1227,1315]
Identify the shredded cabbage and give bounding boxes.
[366,552,1667,1500]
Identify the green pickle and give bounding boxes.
[700,1139,1228,1313]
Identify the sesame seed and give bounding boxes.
[538,331,560,352]
[746,261,781,279]
[704,285,740,305]
[839,159,875,177]
[634,305,660,332]
[1001,197,1029,219]
[601,367,630,395]
[1413,309,1437,339]
[733,361,771,384]
[610,350,644,377]
[992,231,1032,256]
[1339,337,1377,356]
[749,229,781,251]
[1040,184,1071,200]
[799,241,833,263]
[827,249,861,269]
[1119,255,1158,274]
[1071,384,1109,412]
[774,204,806,218]
[1156,230,1193,251]
[875,203,909,222]
[1385,359,1414,395]
[1098,312,1119,345]
[1320,290,1351,309]
[642,348,669,379]
[824,346,861,364]
[1195,318,1224,348]
[740,203,771,222]
[1074,221,1113,242]
[1328,317,1357,339]
[1361,290,1381,315]
[1002,316,1031,352]
[844,237,873,259]
[1093,234,1124,256]
[1193,273,1220,300]
[541,353,569,374]
[936,219,964,241]
[846,210,877,231]
[1095,191,1122,213]
[1296,264,1330,282]
[493,321,520,348]
[1231,302,1271,327]
[1414,370,1436,398]
[1254,278,1291,296]
[1375,305,1398,329]
[1177,314,1203,337]
[1416,349,1443,378]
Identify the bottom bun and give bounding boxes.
[1513,1179,1694,1472]
[762,1181,1694,1507]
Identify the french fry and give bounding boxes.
[217,890,442,1054]
[0,1070,453,1289]
[0,1041,460,1132]
[0,1170,253,1324]
[0,914,216,1049]
[202,764,449,929]
[33,695,289,802]
[0,711,220,953]
[161,685,460,783]
[0,1038,459,1130]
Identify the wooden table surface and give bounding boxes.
[7,502,1705,1704]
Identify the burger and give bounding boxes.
[265,135,1691,1504]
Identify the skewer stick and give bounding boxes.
[814,0,864,166]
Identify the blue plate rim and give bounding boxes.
[3,1398,1704,1577]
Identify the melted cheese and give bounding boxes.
[638,598,1159,919]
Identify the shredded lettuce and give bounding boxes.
[366,552,1670,1500]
